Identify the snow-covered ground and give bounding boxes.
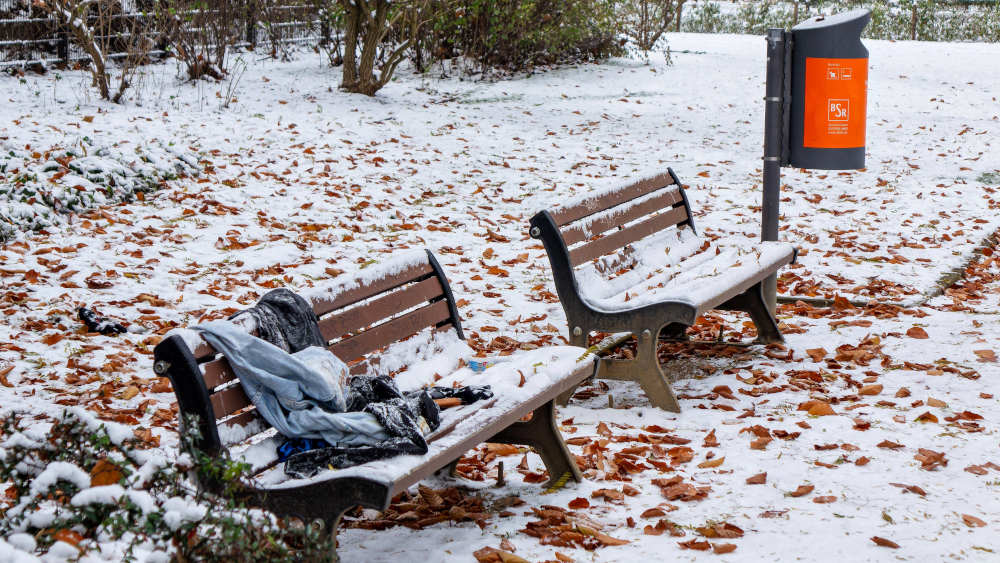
[1,33,999,561]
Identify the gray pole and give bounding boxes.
[762,28,787,316]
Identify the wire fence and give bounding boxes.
[0,0,325,68]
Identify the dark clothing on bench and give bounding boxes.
[231,288,326,353]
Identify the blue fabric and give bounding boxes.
[194,320,392,447]
[277,438,330,462]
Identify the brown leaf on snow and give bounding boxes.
[805,348,827,362]
[746,472,767,485]
[855,456,871,466]
[696,522,743,539]
[789,485,814,497]
[877,440,905,450]
[713,543,738,554]
[914,448,948,470]
[895,387,911,398]
[750,437,772,450]
[871,536,900,548]
[703,429,719,448]
[974,349,997,363]
[831,295,856,311]
[473,547,529,563]
[697,456,725,469]
[859,384,882,396]
[926,397,947,408]
[568,498,590,510]
[905,327,929,339]
[798,400,836,416]
[677,539,711,551]
[965,465,989,476]
[813,496,837,504]
[890,483,927,496]
[962,514,987,528]
[914,411,938,424]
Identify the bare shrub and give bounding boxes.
[155,0,248,80]
[33,0,154,102]
[619,0,677,52]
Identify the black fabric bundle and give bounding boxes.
[232,288,325,353]
[284,375,441,479]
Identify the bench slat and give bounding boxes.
[202,358,237,391]
[569,205,689,267]
[329,300,451,363]
[312,261,434,318]
[550,172,677,227]
[211,383,252,419]
[221,408,263,430]
[318,277,444,343]
[560,188,684,246]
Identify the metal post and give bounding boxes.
[762,28,788,316]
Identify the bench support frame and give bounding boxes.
[530,170,790,412]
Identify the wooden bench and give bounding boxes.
[529,169,796,412]
[152,249,594,560]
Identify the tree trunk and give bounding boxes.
[340,1,360,90]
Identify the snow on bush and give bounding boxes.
[0,138,199,242]
[0,409,335,561]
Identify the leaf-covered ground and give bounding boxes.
[1,34,999,561]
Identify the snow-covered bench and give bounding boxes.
[529,170,796,412]
[152,250,594,559]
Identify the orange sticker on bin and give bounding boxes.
[803,57,868,149]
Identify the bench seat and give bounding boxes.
[530,170,797,412]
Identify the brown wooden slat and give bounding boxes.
[190,340,216,361]
[318,277,444,342]
[202,358,238,390]
[329,300,451,363]
[311,261,434,317]
[211,384,252,419]
[550,172,676,227]
[569,206,689,267]
[220,408,263,430]
[560,188,684,246]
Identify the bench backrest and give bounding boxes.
[529,170,695,313]
[153,250,464,457]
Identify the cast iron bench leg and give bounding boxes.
[487,399,582,489]
[635,328,681,412]
[720,281,784,344]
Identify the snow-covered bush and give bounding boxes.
[681,0,1000,42]
[0,138,198,242]
[0,410,336,561]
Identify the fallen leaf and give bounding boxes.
[926,397,947,408]
[915,411,938,423]
[746,472,767,485]
[789,485,814,497]
[877,440,905,450]
[871,536,900,548]
[568,497,589,510]
[859,384,883,396]
[677,539,711,551]
[713,543,737,554]
[697,456,725,469]
[813,495,837,504]
[90,458,123,487]
[974,349,997,362]
[962,514,987,528]
[906,327,929,339]
[805,348,827,362]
